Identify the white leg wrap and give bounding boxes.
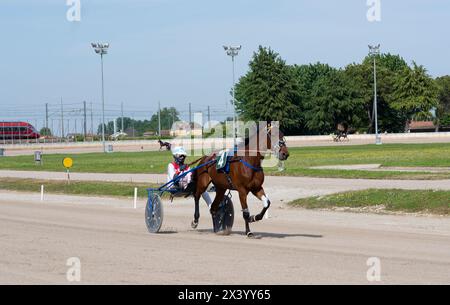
[262,195,270,208]
[202,192,212,208]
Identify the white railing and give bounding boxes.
[1,132,450,151]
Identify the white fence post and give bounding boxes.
[134,187,138,209]
[40,185,44,201]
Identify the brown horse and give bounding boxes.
[191,123,289,237]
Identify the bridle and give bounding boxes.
[272,135,287,160]
[265,124,287,160]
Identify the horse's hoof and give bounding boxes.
[191,220,198,229]
[246,232,254,238]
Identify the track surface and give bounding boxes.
[1,191,449,284]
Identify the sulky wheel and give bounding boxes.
[145,193,164,233]
[212,194,234,235]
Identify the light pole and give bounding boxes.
[91,42,110,152]
[369,44,382,145]
[223,45,241,149]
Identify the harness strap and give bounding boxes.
[239,159,263,172]
[224,173,236,190]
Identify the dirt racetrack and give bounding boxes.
[1,190,449,284]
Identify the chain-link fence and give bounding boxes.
[0,101,233,145]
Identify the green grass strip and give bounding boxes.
[0,178,159,199]
[1,143,450,179]
[289,189,450,215]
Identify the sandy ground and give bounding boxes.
[0,169,449,284]
[0,188,450,285]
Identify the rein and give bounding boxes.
[187,157,205,167]
[158,159,216,191]
[238,159,263,172]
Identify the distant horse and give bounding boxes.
[191,123,289,237]
[333,122,349,142]
[158,139,172,151]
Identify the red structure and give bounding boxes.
[0,122,40,139]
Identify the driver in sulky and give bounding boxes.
[167,146,212,208]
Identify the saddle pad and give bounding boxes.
[216,150,229,170]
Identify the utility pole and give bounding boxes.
[91,42,110,152]
[121,102,124,132]
[61,98,64,141]
[45,103,49,131]
[90,102,94,140]
[189,102,192,127]
[83,101,87,141]
[35,119,38,144]
[207,105,211,129]
[158,101,161,136]
[132,113,135,138]
[223,45,242,148]
[369,44,382,145]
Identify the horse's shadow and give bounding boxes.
[195,229,323,239]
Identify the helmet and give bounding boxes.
[172,146,187,157]
[172,146,187,164]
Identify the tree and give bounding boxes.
[98,118,151,137]
[391,62,439,130]
[233,46,442,135]
[148,107,180,133]
[292,63,366,134]
[97,108,180,137]
[39,127,52,136]
[234,46,301,132]
[292,63,338,134]
[435,76,450,128]
[344,53,409,133]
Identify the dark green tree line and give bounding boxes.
[234,45,444,135]
[234,46,301,129]
[97,107,180,136]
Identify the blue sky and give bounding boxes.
[1,0,449,128]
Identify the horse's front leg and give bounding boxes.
[191,196,200,229]
[251,188,271,222]
[237,188,254,238]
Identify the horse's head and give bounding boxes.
[266,123,289,161]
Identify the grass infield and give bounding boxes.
[0,178,158,199]
[289,189,450,215]
[1,143,450,179]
